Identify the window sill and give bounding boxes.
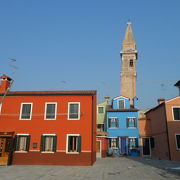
[127,127,137,129]
[66,152,79,154]
[19,119,31,120]
[15,151,28,153]
[44,119,56,120]
[41,151,55,153]
[108,127,119,129]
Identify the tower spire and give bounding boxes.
[122,22,137,53]
[120,22,138,107]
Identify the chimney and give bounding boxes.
[0,75,13,93]
[157,98,165,105]
[174,80,180,96]
[104,96,110,104]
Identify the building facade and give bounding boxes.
[145,97,180,161]
[0,75,97,166]
[106,96,140,156]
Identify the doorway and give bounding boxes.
[142,138,151,156]
[0,136,13,165]
[96,140,102,158]
[120,137,128,154]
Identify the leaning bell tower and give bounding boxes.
[120,22,138,106]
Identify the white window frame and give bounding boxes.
[127,117,137,128]
[20,103,33,120]
[44,102,57,120]
[66,134,80,154]
[108,117,119,129]
[118,99,125,109]
[41,134,56,153]
[15,133,30,153]
[68,102,80,120]
[175,134,180,150]
[109,137,119,149]
[172,106,180,121]
[98,106,104,114]
[0,103,2,114]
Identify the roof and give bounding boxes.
[106,105,138,112]
[0,90,97,97]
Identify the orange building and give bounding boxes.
[145,97,180,161]
[0,75,96,166]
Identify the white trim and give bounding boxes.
[82,150,91,153]
[66,134,80,154]
[19,103,33,120]
[117,99,125,109]
[30,150,39,152]
[172,106,180,121]
[127,117,137,128]
[166,96,180,103]
[41,151,55,154]
[68,102,80,120]
[107,117,119,129]
[113,96,129,100]
[57,150,66,152]
[142,137,151,156]
[44,102,57,120]
[15,151,28,153]
[42,134,56,136]
[97,136,107,138]
[175,134,180,150]
[16,133,29,136]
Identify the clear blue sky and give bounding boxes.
[0,0,180,109]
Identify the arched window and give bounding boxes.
[129,59,133,67]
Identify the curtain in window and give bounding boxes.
[21,104,31,119]
[45,136,53,151]
[127,118,137,127]
[69,104,79,119]
[46,104,56,119]
[19,136,27,151]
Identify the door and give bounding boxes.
[0,137,12,165]
[120,137,128,154]
[142,138,151,156]
[96,140,101,158]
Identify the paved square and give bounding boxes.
[0,157,180,180]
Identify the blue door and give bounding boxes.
[120,137,127,154]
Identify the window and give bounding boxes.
[129,59,133,67]
[14,135,30,152]
[67,135,81,153]
[97,124,104,131]
[176,134,180,150]
[118,100,125,109]
[109,138,119,149]
[40,135,57,152]
[45,103,57,120]
[68,102,80,120]
[127,117,137,128]
[20,103,32,120]
[108,118,119,128]
[173,107,180,120]
[128,138,138,149]
[98,107,104,114]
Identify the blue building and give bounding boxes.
[106,96,140,156]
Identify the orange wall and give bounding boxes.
[0,95,95,152]
[165,97,180,161]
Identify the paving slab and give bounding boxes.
[0,157,180,180]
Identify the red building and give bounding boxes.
[0,75,96,166]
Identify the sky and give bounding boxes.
[0,0,180,109]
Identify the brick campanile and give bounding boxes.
[120,22,138,106]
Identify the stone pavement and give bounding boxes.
[0,157,180,180]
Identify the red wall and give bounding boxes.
[0,92,96,165]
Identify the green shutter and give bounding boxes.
[135,138,138,148]
[126,118,129,128]
[108,118,111,128]
[116,138,119,148]
[77,136,82,152]
[26,135,31,152]
[53,136,57,152]
[40,135,45,152]
[108,138,111,148]
[7,137,13,153]
[134,118,137,127]
[14,135,19,151]
[116,118,119,127]
[68,136,71,152]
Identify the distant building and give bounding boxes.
[0,75,97,166]
[145,96,180,161]
[106,96,139,156]
[96,96,109,158]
